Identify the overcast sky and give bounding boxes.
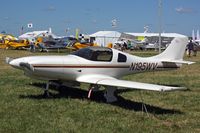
[0,0,200,36]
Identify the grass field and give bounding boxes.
[0,49,200,133]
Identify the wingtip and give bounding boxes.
[187,61,195,65]
[160,86,187,92]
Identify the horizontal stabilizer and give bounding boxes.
[161,60,195,65]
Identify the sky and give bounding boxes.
[1,0,200,37]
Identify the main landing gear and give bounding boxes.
[88,84,117,103]
[104,86,117,103]
[43,81,118,103]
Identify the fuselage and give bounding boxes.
[8,47,181,82]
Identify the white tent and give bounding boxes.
[89,31,121,47]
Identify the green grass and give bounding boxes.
[0,49,200,133]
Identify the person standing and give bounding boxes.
[187,40,194,57]
[30,38,35,52]
[127,40,132,49]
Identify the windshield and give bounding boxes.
[71,47,113,62]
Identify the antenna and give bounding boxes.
[158,0,162,53]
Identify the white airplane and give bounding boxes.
[6,37,194,102]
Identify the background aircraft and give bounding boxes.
[35,36,76,52]
[6,37,194,102]
[0,34,29,49]
[192,29,200,44]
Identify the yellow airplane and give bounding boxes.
[5,39,29,49]
[0,34,17,49]
[0,40,6,49]
[0,34,29,49]
[72,41,98,50]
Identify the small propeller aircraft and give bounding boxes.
[6,37,194,102]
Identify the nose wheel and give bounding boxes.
[43,82,50,98]
[43,81,62,98]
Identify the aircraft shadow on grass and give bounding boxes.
[19,82,183,115]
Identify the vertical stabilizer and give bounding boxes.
[152,37,188,60]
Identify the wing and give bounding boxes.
[76,75,186,92]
